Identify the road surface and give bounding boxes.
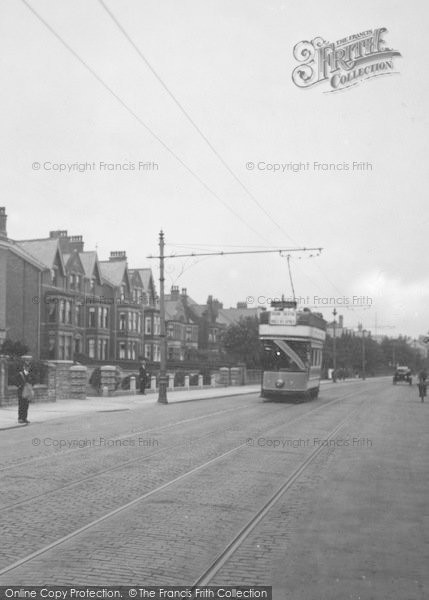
[0,379,427,599]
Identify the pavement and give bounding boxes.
[0,384,261,430]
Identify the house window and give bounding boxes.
[144,344,151,360]
[48,302,57,323]
[69,274,75,290]
[119,312,126,331]
[97,308,103,329]
[88,339,95,359]
[58,300,64,323]
[76,275,81,291]
[58,335,65,360]
[103,307,108,329]
[120,285,126,301]
[119,342,126,359]
[51,269,57,286]
[90,278,95,292]
[65,301,72,324]
[153,344,160,362]
[145,316,152,335]
[74,338,81,355]
[48,336,56,359]
[137,314,141,333]
[65,336,72,360]
[89,307,96,328]
[168,347,174,360]
[167,324,174,338]
[185,326,192,342]
[154,316,160,336]
[75,304,83,327]
[101,339,108,360]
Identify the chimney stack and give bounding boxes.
[0,207,7,239]
[170,285,180,300]
[109,251,127,262]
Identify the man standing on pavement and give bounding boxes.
[139,360,147,395]
[17,356,33,424]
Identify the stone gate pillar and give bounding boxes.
[70,365,87,399]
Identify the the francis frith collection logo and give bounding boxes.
[292,28,401,92]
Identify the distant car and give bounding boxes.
[393,366,412,385]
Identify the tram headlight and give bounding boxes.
[275,378,285,388]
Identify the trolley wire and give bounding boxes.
[95,0,348,300]
[21,0,353,307]
[97,0,299,246]
[20,0,271,246]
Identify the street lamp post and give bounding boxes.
[332,308,337,382]
[158,231,168,404]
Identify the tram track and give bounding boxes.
[0,386,365,513]
[0,401,255,472]
[0,385,375,579]
[191,406,362,587]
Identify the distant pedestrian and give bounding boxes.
[139,360,147,395]
[418,369,427,402]
[17,357,33,424]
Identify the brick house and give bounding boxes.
[1,207,161,363]
[0,208,46,355]
[129,268,160,363]
[99,252,144,362]
[164,286,199,361]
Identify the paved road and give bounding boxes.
[0,379,427,599]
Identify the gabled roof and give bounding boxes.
[79,251,99,279]
[165,299,187,322]
[62,251,85,274]
[17,238,65,273]
[187,303,206,318]
[217,307,260,326]
[164,292,200,324]
[128,269,144,289]
[0,239,47,271]
[99,260,129,288]
[137,268,155,291]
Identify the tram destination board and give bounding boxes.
[268,309,297,326]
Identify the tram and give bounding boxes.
[259,300,327,401]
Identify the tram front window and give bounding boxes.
[262,340,309,372]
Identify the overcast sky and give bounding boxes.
[1,0,428,337]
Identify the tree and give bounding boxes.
[221,317,262,367]
[0,338,29,358]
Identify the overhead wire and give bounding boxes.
[22,0,353,311]
[96,0,350,301]
[97,0,300,246]
[20,0,271,246]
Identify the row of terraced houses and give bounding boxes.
[0,208,259,364]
